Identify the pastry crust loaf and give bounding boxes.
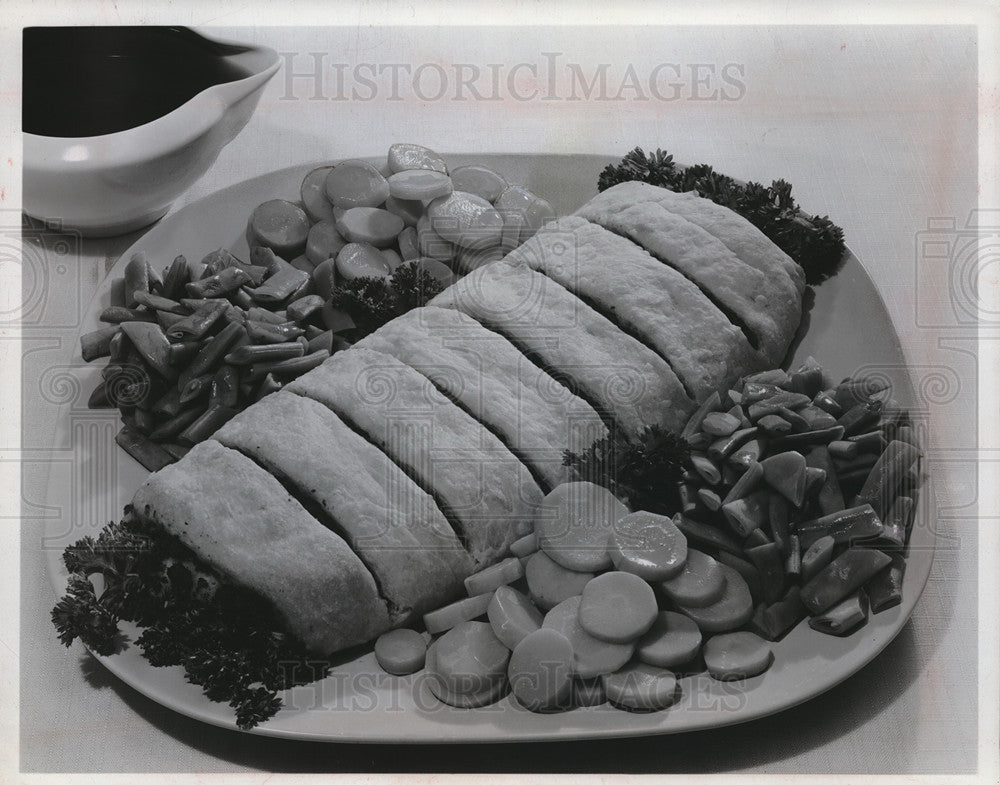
[129,440,392,654]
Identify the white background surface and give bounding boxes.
[7,7,997,779]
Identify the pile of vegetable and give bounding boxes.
[81,144,554,470]
[597,147,847,284]
[363,359,921,713]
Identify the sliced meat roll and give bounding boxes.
[586,181,805,288]
[430,258,695,434]
[287,347,541,568]
[129,440,392,655]
[576,191,799,364]
[213,391,474,620]
[354,305,608,490]
[506,216,765,401]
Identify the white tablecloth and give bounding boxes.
[18,23,982,774]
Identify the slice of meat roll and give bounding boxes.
[213,391,474,621]
[286,347,541,568]
[576,188,801,365]
[506,216,766,401]
[128,440,392,655]
[354,305,608,490]
[585,181,805,288]
[430,259,695,435]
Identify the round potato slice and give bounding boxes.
[324,160,390,208]
[388,142,448,174]
[388,169,454,201]
[374,628,427,675]
[661,550,726,608]
[703,631,774,680]
[450,165,508,203]
[335,242,391,281]
[635,611,703,668]
[336,207,405,248]
[300,165,336,223]
[602,663,679,712]
[426,191,504,250]
[543,596,633,679]
[676,564,754,633]
[508,628,575,713]
[578,571,658,643]
[488,585,543,650]
[609,511,688,581]
[305,220,346,265]
[536,481,629,572]
[524,551,594,611]
[424,641,509,708]
[432,620,510,696]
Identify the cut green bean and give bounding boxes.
[185,266,251,299]
[99,306,156,324]
[123,252,151,308]
[828,439,858,460]
[848,430,886,453]
[178,321,245,388]
[833,377,888,410]
[681,391,721,440]
[795,503,883,550]
[676,482,698,514]
[209,365,240,408]
[867,556,905,613]
[245,320,305,344]
[179,374,213,405]
[80,326,120,362]
[800,535,836,584]
[722,460,763,505]
[729,438,764,468]
[87,382,113,409]
[115,425,174,471]
[165,302,227,341]
[784,534,801,578]
[178,403,238,446]
[708,426,758,462]
[721,491,767,538]
[743,369,788,387]
[838,400,883,436]
[119,322,176,380]
[740,381,783,404]
[151,386,183,418]
[245,306,287,324]
[768,425,845,451]
[167,341,200,367]
[132,290,187,314]
[808,591,869,636]
[250,246,284,275]
[752,586,807,641]
[745,541,785,604]
[769,493,791,557]
[757,414,792,434]
[874,494,913,550]
[247,349,329,381]
[690,454,721,485]
[160,254,191,300]
[149,405,203,441]
[747,391,811,421]
[812,390,842,416]
[224,342,305,365]
[853,440,921,517]
[286,294,325,322]
[805,446,845,515]
[801,548,891,614]
[672,513,743,556]
[248,265,310,304]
